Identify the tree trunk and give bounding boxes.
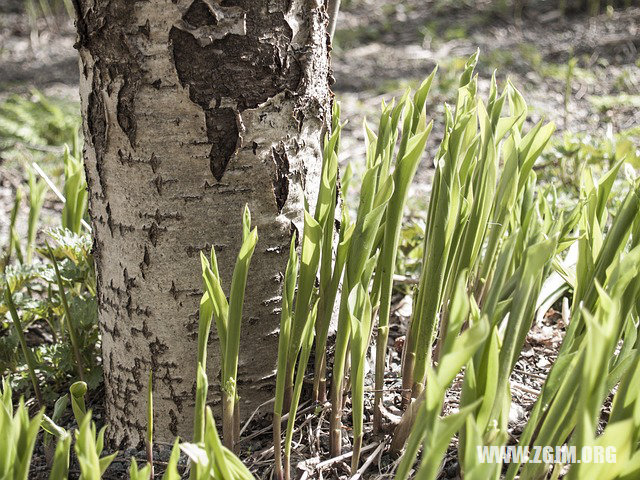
[74,0,331,448]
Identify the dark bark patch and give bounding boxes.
[138,19,151,38]
[105,202,114,236]
[123,268,137,290]
[142,209,183,224]
[169,281,179,300]
[87,90,108,195]
[153,175,164,195]
[87,91,106,155]
[139,246,150,279]
[116,81,138,145]
[76,1,143,148]
[185,243,213,258]
[168,409,179,436]
[271,144,289,213]
[169,0,302,181]
[149,153,160,173]
[145,222,167,247]
[205,108,239,181]
[130,320,153,339]
[183,0,218,28]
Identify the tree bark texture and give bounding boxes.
[74,0,331,448]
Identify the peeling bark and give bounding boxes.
[74,0,331,448]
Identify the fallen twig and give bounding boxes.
[351,441,385,480]
[316,441,381,471]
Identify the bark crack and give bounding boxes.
[271,143,290,213]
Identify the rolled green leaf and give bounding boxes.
[274,234,298,480]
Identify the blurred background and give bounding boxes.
[2,0,639,223]
[1,0,639,262]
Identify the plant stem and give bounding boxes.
[312,352,327,403]
[147,370,154,480]
[4,282,43,408]
[273,413,283,480]
[47,243,85,381]
[351,434,362,474]
[223,391,236,451]
[372,325,388,429]
[327,0,340,39]
[329,292,350,457]
[400,317,417,408]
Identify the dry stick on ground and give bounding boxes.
[240,397,275,437]
[513,367,548,382]
[237,401,314,445]
[392,274,419,285]
[351,442,386,480]
[258,415,318,472]
[512,381,542,396]
[315,441,381,471]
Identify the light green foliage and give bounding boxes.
[0,378,44,480]
[1,188,24,270]
[128,458,152,480]
[328,116,394,453]
[0,368,252,480]
[396,272,488,479]
[325,71,437,454]
[27,168,47,263]
[537,127,640,205]
[181,407,255,480]
[49,431,72,479]
[348,284,372,472]
[589,93,640,112]
[405,54,559,409]
[312,103,341,403]
[61,145,88,234]
[74,411,117,480]
[274,234,299,419]
[500,179,640,480]
[41,392,69,452]
[159,440,182,480]
[47,242,85,381]
[199,205,258,449]
[0,92,79,151]
[389,52,640,480]
[1,129,98,401]
[273,235,298,480]
[286,211,321,399]
[372,68,435,430]
[70,380,87,424]
[186,365,255,479]
[283,304,316,480]
[272,204,323,478]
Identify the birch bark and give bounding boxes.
[74,0,331,447]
